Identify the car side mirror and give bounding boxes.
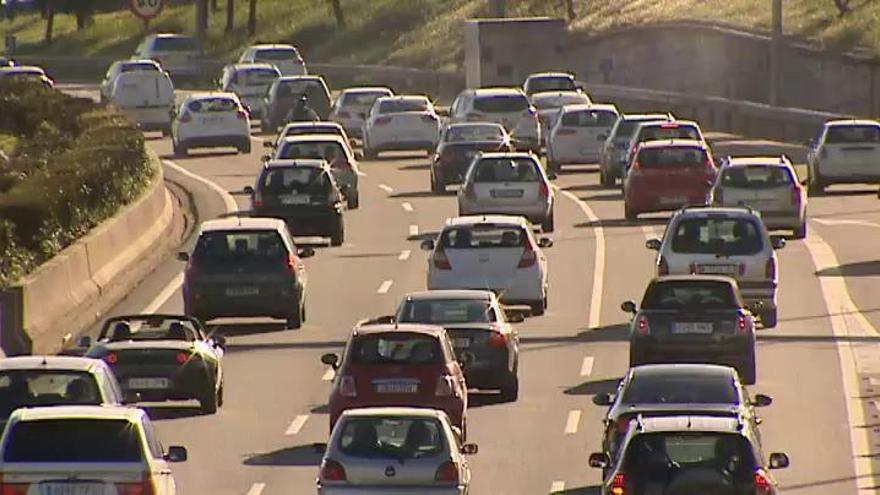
[751,393,773,407]
[506,311,525,323]
[354,151,364,161]
[165,446,188,463]
[122,391,141,405]
[77,336,92,348]
[176,252,190,262]
[263,140,275,149]
[321,353,340,370]
[592,392,613,406]
[769,452,790,469]
[420,239,435,251]
[298,247,316,258]
[645,238,661,250]
[538,237,553,248]
[771,236,786,250]
[621,300,637,314]
[243,185,255,195]
[588,452,610,469]
[212,335,227,350]
[461,443,479,455]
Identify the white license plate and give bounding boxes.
[376,382,418,394]
[281,195,310,205]
[452,338,471,348]
[673,322,713,334]
[40,483,104,495]
[659,196,687,205]
[491,189,524,198]
[697,264,738,275]
[225,286,259,296]
[128,377,169,389]
[200,116,225,125]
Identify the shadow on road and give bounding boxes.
[564,377,620,397]
[574,216,669,229]
[160,150,240,160]
[243,444,324,466]
[225,339,347,353]
[310,404,329,414]
[560,183,606,192]
[390,190,436,199]
[143,404,203,421]
[210,322,287,337]
[556,486,602,494]
[520,323,630,346]
[407,230,439,242]
[816,260,880,277]
[398,163,430,171]
[577,192,623,202]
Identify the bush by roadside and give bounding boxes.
[0,80,153,288]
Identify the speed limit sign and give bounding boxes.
[130,0,164,20]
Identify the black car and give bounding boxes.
[430,123,513,193]
[245,159,345,246]
[589,415,790,495]
[179,217,314,328]
[623,275,757,384]
[592,364,772,460]
[81,314,226,414]
[261,75,332,132]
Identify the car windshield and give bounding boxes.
[473,94,529,113]
[638,124,701,142]
[622,373,739,404]
[379,99,428,113]
[188,98,237,113]
[3,419,143,462]
[671,218,763,255]
[120,62,157,73]
[260,167,331,195]
[277,142,346,161]
[0,371,102,418]
[623,433,755,483]
[721,165,793,189]
[642,281,737,310]
[350,334,442,365]
[440,225,527,249]
[637,147,708,169]
[338,417,445,460]
[561,109,618,127]
[341,91,389,107]
[473,157,541,182]
[192,230,289,271]
[825,125,880,143]
[527,77,575,93]
[532,93,590,109]
[101,317,199,342]
[398,299,495,323]
[281,126,341,139]
[153,36,197,52]
[255,48,300,60]
[445,125,504,143]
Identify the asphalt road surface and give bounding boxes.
[72,97,880,494]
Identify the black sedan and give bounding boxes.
[430,123,513,193]
[82,314,226,414]
[623,275,758,384]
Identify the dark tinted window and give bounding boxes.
[642,281,737,310]
[152,36,197,52]
[276,80,323,99]
[192,230,289,269]
[637,147,708,169]
[0,371,102,418]
[121,62,158,73]
[259,167,331,195]
[720,165,793,189]
[277,142,345,161]
[473,157,540,183]
[379,99,428,113]
[4,419,143,462]
[188,98,237,113]
[531,93,588,110]
[473,95,529,113]
[236,68,278,86]
[254,48,300,61]
[440,225,526,249]
[623,433,755,483]
[341,92,389,107]
[398,299,495,324]
[825,125,880,143]
[622,372,738,404]
[526,77,576,93]
[671,218,763,255]
[350,334,442,365]
[638,124,701,142]
[445,125,504,143]
[338,417,445,459]
[615,119,664,140]
[561,109,618,127]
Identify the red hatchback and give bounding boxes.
[623,139,717,220]
[321,324,469,438]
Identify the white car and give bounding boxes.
[457,152,555,231]
[238,43,307,76]
[646,206,785,327]
[807,119,880,195]
[318,407,477,495]
[530,90,592,141]
[423,215,552,315]
[450,88,541,152]
[522,71,580,96]
[108,69,176,135]
[171,92,251,156]
[218,63,280,120]
[712,156,807,238]
[362,95,441,159]
[547,103,620,172]
[133,33,201,80]
[100,59,164,102]
[0,405,187,494]
[329,86,394,139]
[0,65,53,87]
[267,121,352,149]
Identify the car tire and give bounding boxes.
[807,168,825,197]
[541,210,555,233]
[500,373,519,402]
[217,382,224,408]
[199,382,219,414]
[330,219,344,247]
[239,141,251,154]
[600,168,615,188]
[629,345,646,368]
[793,222,807,239]
[624,204,638,221]
[347,190,360,210]
[530,296,546,316]
[739,349,757,385]
[431,173,445,194]
[761,307,778,329]
[173,140,188,157]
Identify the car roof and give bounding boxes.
[826,119,880,127]
[447,122,504,129]
[251,43,297,50]
[675,206,758,217]
[377,95,429,102]
[527,72,574,79]
[445,215,530,228]
[278,75,323,82]
[724,156,790,167]
[186,91,238,101]
[531,90,585,99]
[265,159,328,170]
[0,356,105,373]
[229,62,278,71]
[341,86,393,94]
[282,122,343,130]
[477,151,536,160]
[472,87,527,96]
[638,119,700,129]
[151,33,196,41]
[631,363,738,379]
[652,274,737,285]
[636,415,742,434]
[11,405,144,422]
[200,216,287,233]
[622,113,672,120]
[0,66,44,74]
[279,134,346,144]
[122,59,160,67]
[340,407,449,419]
[561,103,617,113]
[404,290,494,301]
[353,323,447,338]
[638,139,707,150]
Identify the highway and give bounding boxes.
[75,103,880,493]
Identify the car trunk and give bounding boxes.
[378,112,436,136]
[444,247,525,292]
[342,455,449,486]
[823,142,880,175]
[642,308,741,343]
[348,363,442,402]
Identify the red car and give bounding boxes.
[321,324,469,438]
[623,139,717,220]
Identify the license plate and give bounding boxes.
[491,189,524,198]
[659,196,687,205]
[673,322,713,334]
[128,377,169,389]
[452,337,471,348]
[200,116,224,124]
[225,286,259,296]
[375,382,418,394]
[40,483,104,495]
[696,264,738,275]
[281,195,310,205]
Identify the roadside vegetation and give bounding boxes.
[0,81,153,288]
[1,0,878,72]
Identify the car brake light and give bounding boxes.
[487,331,507,348]
[176,351,190,364]
[375,116,392,125]
[434,461,459,483]
[754,469,772,494]
[714,187,724,204]
[0,474,29,495]
[518,244,537,268]
[539,180,550,198]
[116,473,156,495]
[658,257,669,276]
[435,375,454,397]
[630,160,641,173]
[337,110,351,119]
[236,109,248,120]
[790,185,802,206]
[611,473,626,495]
[104,352,118,364]
[179,112,192,123]
[636,316,649,335]
[338,375,356,397]
[286,255,298,274]
[765,257,776,279]
[252,192,263,208]
[320,459,347,481]
[433,245,452,270]
[737,316,748,334]
[556,128,576,135]
[616,416,632,434]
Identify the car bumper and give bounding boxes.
[462,359,512,389]
[738,282,777,311]
[177,135,250,150]
[185,285,300,319]
[253,208,342,236]
[625,190,709,214]
[512,136,541,152]
[757,211,804,230]
[112,363,215,400]
[318,485,467,495]
[633,337,752,363]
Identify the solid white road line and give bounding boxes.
[401,202,414,212]
[143,273,185,314]
[378,184,394,193]
[245,483,265,495]
[804,231,880,494]
[559,189,605,330]
[564,410,581,435]
[812,218,880,228]
[377,280,394,294]
[580,356,595,377]
[409,224,419,237]
[550,481,566,493]
[398,250,411,261]
[285,415,309,436]
[356,170,367,177]
[322,368,335,381]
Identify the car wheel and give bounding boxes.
[807,169,825,197]
[173,140,187,157]
[199,382,219,414]
[239,141,251,154]
[624,204,638,221]
[739,348,757,385]
[217,382,224,407]
[530,296,546,316]
[346,190,359,210]
[600,168,615,188]
[541,210,555,233]
[500,373,519,402]
[761,307,778,329]
[793,222,807,239]
[330,219,344,247]
[629,344,646,368]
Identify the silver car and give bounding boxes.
[317,407,477,495]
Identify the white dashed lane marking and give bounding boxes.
[409,225,419,237]
[285,415,309,436]
[580,357,594,377]
[398,250,411,261]
[550,481,565,494]
[401,202,414,212]
[564,410,581,435]
[378,184,394,193]
[246,483,265,495]
[377,280,394,294]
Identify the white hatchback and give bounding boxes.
[450,88,541,152]
[547,103,619,171]
[237,44,307,76]
[171,92,251,156]
[362,95,441,158]
[807,119,880,195]
[218,63,280,120]
[530,90,592,142]
[457,152,555,232]
[329,86,394,139]
[423,215,552,315]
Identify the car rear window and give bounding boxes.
[276,80,322,98]
[260,167,331,195]
[641,280,737,310]
[825,125,880,143]
[623,433,755,479]
[638,124,701,142]
[440,225,527,249]
[0,371,102,419]
[153,36,197,52]
[445,125,503,143]
[622,373,738,404]
[188,98,237,113]
[193,230,289,269]
[671,217,763,255]
[637,147,708,169]
[338,417,445,459]
[341,91,389,107]
[473,94,529,113]
[278,141,346,161]
[527,77,576,93]
[398,299,495,324]
[350,334,442,365]
[615,119,664,140]
[235,68,278,86]
[473,157,541,182]
[121,62,158,73]
[532,93,590,110]
[255,48,300,61]
[561,109,618,127]
[721,165,793,189]
[379,99,428,113]
[4,419,143,462]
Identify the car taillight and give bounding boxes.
[176,351,190,364]
[765,257,776,280]
[737,316,748,335]
[375,116,392,125]
[714,187,724,204]
[610,473,626,495]
[518,245,537,268]
[658,257,669,276]
[630,160,641,174]
[704,155,716,172]
[116,473,156,495]
[435,375,454,397]
[236,109,248,120]
[556,128,576,135]
[252,192,263,208]
[487,331,507,348]
[179,112,192,123]
[337,110,351,118]
[104,352,118,364]
[320,459,347,482]
[0,474,29,495]
[636,316,649,335]
[754,469,772,494]
[539,180,550,198]
[790,185,802,206]
[338,375,356,397]
[433,245,452,270]
[434,461,459,484]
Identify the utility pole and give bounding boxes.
[769,0,782,105]
[248,0,256,36]
[195,0,208,43]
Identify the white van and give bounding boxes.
[109,70,176,134]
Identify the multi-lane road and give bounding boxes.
[66,85,880,493]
